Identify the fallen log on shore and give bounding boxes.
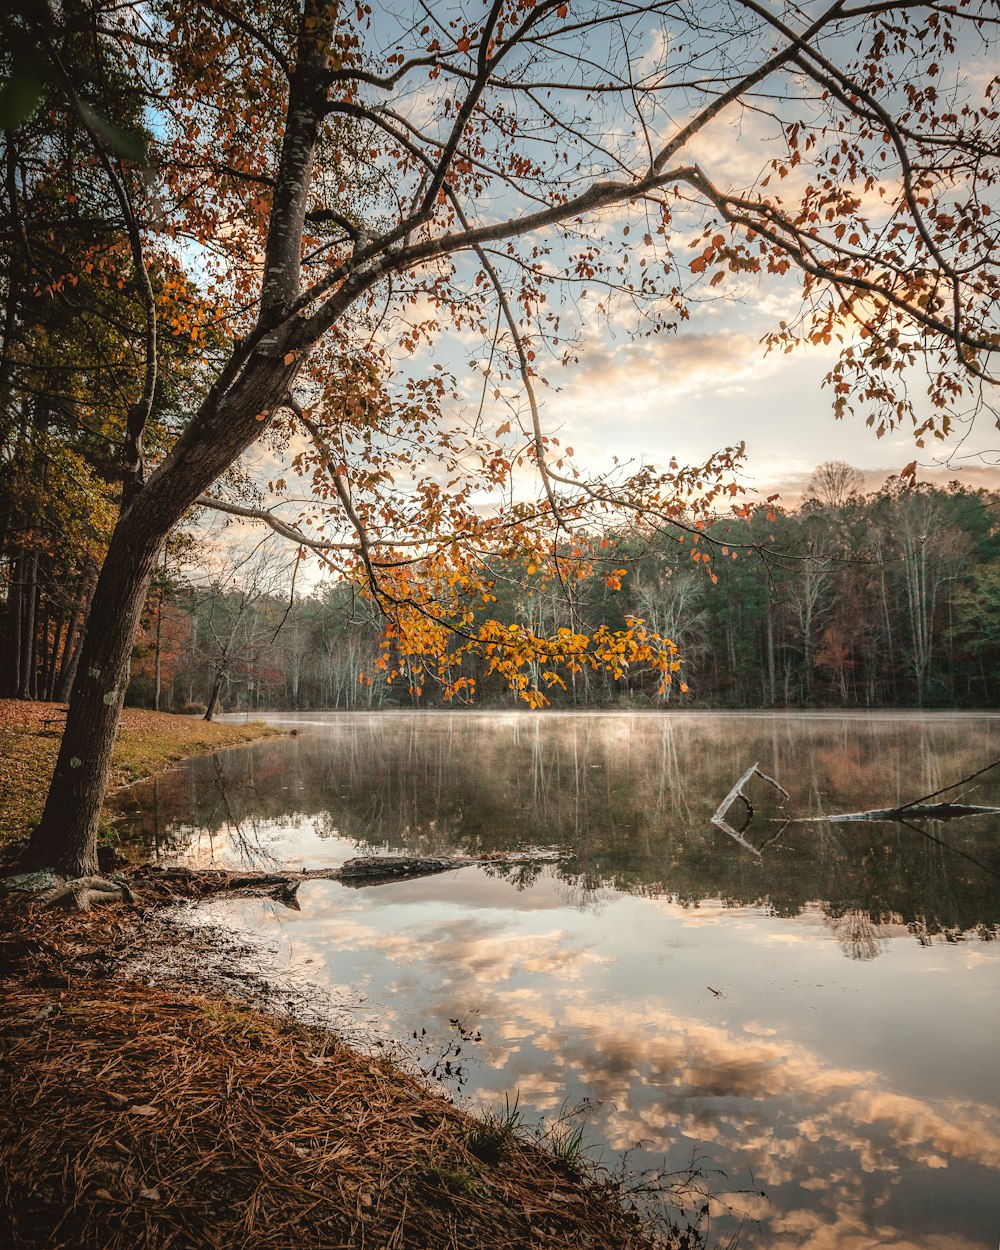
[2,851,566,910]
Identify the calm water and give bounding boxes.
[113,711,1000,1249]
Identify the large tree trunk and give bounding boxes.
[20,513,164,875]
[22,356,303,875]
[22,2,338,876]
[204,668,224,721]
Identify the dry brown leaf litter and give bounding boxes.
[0,896,670,1250]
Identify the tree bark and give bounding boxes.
[19,550,37,698]
[20,514,164,875]
[204,668,224,721]
[154,593,163,712]
[44,607,65,701]
[6,551,23,697]
[23,352,303,873]
[36,601,50,699]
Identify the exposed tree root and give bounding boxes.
[36,875,136,911]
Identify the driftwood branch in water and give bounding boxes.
[710,763,789,858]
[709,756,1000,881]
[892,758,1000,813]
[793,759,1000,826]
[793,803,1000,824]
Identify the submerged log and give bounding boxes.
[337,854,500,885]
[135,851,565,902]
[794,802,1000,824]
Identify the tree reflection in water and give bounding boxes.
[109,712,1000,1250]
[831,907,886,961]
[112,711,1000,951]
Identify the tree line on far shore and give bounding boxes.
[14,464,983,715]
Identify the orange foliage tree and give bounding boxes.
[7,0,997,874]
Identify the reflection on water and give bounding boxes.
[113,712,1000,1248]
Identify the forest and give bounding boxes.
[2,0,999,878]
[127,472,1000,712]
[6,463,990,713]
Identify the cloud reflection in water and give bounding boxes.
[115,711,1000,1249]
[196,863,1000,1250]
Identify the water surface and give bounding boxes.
[114,711,1000,1249]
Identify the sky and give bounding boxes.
[362,3,1000,512]
[210,1,1000,576]
[394,234,1000,521]
[220,286,1000,583]
[530,302,1000,508]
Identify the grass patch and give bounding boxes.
[543,1112,589,1167]
[468,1093,524,1164]
[0,699,279,847]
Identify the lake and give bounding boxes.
[112,711,1000,1249]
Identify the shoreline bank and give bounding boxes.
[0,701,674,1250]
[0,699,281,849]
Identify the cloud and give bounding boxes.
[545,330,786,455]
[189,867,999,1250]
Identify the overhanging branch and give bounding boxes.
[196,495,358,552]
